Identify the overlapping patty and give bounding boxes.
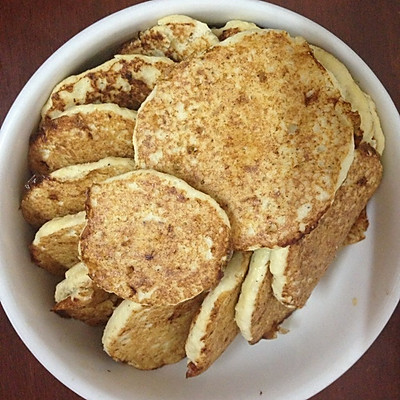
[80,169,231,306]
[134,29,356,251]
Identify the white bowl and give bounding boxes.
[1,1,399,399]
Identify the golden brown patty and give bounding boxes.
[53,262,121,326]
[212,20,259,41]
[343,207,369,246]
[270,143,383,308]
[30,211,86,275]
[41,54,174,119]
[235,249,294,344]
[119,15,219,62]
[21,157,135,227]
[102,294,205,370]
[29,104,136,174]
[80,169,231,306]
[185,251,251,377]
[311,45,384,155]
[134,29,356,251]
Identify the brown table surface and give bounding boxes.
[0,1,399,399]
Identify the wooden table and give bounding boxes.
[0,1,399,399]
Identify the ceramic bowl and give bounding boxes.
[1,1,399,399]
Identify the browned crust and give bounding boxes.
[247,265,294,345]
[20,160,135,227]
[29,221,84,276]
[29,108,135,174]
[186,252,251,377]
[80,170,231,306]
[43,56,173,120]
[186,297,239,378]
[343,207,369,246]
[217,27,243,41]
[281,144,383,308]
[134,30,357,250]
[104,294,206,370]
[186,361,201,377]
[52,288,121,326]
[119,18,218,62]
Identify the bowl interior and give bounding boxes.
[0,1,399,399]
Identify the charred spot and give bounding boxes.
[219,28,241,41]
[128,285,137,295]
[29,127,46,145]
[358,141,379,157]
[145,252,155,261]
[187,145,198,154]
[243,165,259,173]
[167,309,183,322]
[356,176,368,186]
[257,71,267,83]
[304,89,320,106]
[48,193,59,201]
[121,70,133,81]
[354,128,363,148]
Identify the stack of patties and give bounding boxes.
[20,29,181,322]
[22,15,225,325]
[79,169,231,369]
[132,23,383,373]
[21,15,384,377]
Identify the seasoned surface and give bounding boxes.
[53,262,121,326]
[134,30,356,250]
[235,249,293,344]
[30,211,86,275]
[21,157,135,227]
[185,251,250,377]
[41,54,174,119]
[212,20,259,41]
[273,144,383,308]
[80,169,231,306]
[119,15,219,61]
[29,104,136,174]
[343,207,369,246]
[102,294,205,370]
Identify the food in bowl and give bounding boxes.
[20,14,384,378]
